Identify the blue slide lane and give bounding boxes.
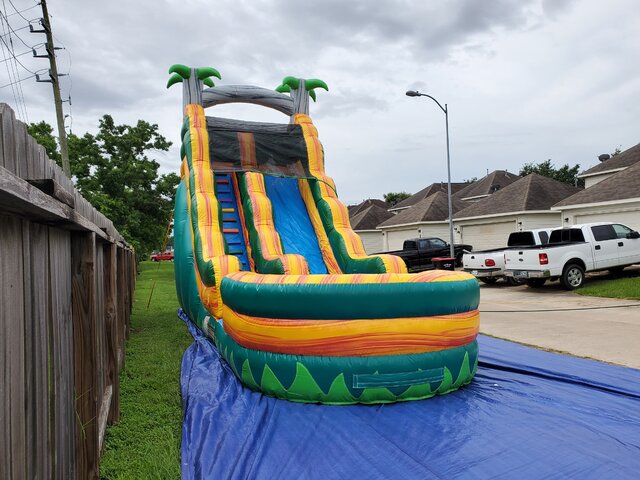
[264,175,328,274]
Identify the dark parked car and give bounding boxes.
[384,238,473,272]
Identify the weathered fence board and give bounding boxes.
[24,221,51,480]
[0,103,136,479]
[49,227,75,479]
[0,215,26,480]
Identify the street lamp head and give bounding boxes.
[405,90,421,97]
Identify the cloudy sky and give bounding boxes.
[2,0,639,204]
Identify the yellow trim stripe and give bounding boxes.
[298,178,342,274]
[184,104,241,317]
[225,269,474,285]
[222,305,479,357]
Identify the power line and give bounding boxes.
[0,42,42,63]
[0,29,36,73]
[0,72,37,88]
[0,5,32,49]
[0,3,28,121]
[7,0,40,22]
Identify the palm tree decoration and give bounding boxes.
[167,64,221,108]
[276,76,328,115]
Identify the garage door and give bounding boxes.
[385,229,419,251]
[575,212,640,232]
[462,221,515,251]
[358,232,384,254]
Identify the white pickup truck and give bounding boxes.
[504,222,640,289]
[463,229,552,285]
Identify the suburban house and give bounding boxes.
[577,144,640,188]
[453,170,521,203]
[452,174,581,250]
[377,191,468,251]
[374,170,522,251]
[350,143,640,254]
[388,182,468,214]
[349,200,393,253]
[553,152,640,231]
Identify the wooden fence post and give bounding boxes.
[104,243,120,424]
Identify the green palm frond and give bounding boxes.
[166,73,184,89]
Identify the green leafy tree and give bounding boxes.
[611,146,622,156]
[519,159,584,188]
[27,121,61,164]
[384,191,412,206]
[28,116,180,257]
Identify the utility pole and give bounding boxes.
[39,0,70,176]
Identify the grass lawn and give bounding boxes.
[100,261,191,479]
[579,270,640,300]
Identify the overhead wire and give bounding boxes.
[0,6,25,120]
[0,3,33,49]
[7,0,40,22]
[0,0,30,120]
[0,71,37,88]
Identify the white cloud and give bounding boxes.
[2,0,638,205]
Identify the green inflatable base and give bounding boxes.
[207,320,478,405]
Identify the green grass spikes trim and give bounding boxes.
[436,367,454,395]
[260,364,287,398]
[287,363,326,401]
[453,352,472,389]
[326,373,356,404]
[397,382,433,401]
[241,359,260,391]
[358,387,397,404]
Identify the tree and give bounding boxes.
[519,159,584,188]
[611,146,622,156]
[28,116,180,257]
[384,191,411,206]
[27,121,61,164]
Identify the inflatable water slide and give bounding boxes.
[168,65,480,404]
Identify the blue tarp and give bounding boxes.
[263,175,328,274]
[180,313,640,479]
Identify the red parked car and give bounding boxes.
[150,251,174,262]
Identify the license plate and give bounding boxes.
[514,270,529,278]
[471,270,478,276]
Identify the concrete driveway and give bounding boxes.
[478,274,640,369]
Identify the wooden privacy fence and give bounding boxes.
[0,103,136,479]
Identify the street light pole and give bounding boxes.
[406,90,455,259]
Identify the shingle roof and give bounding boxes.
[580,143,640,176]
[454,173,581,219]
[348,198,389,216]
[555,160,640,207]
[379,191,468,227]
[350,204,394,230]
[391,182,468,210]
[454,170,521,200]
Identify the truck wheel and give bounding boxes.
[479,277,498,285]
[506,277,524,286]
[561,264,584,290]
[526,278,546,288]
